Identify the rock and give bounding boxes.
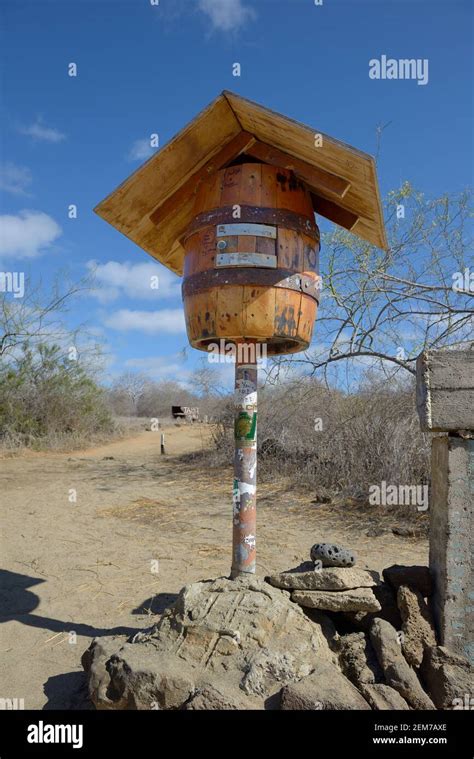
[292,587,381,613]
[266,566,379,592]
[81,636,129,709]
[392,525,428,538]
[310,543,356,567]
[82,639,195,710]
[82,576,335,710]
[397,585,437,668]
[383,565,433,597]
[369,619,435,710]
[310,494,332,504]
[280,661,371,710]
[338,632,383,684]
[420,646,474,709]
[303,609,340,651]
[366,527,386,537]
[359,683,410,710]
[342,583,401,632]
[185,681,257,710]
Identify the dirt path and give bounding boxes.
[0,425,428,709]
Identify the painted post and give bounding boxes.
[160,433,165,455]
[231,343,257,578]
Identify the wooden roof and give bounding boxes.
[95,91,388,275]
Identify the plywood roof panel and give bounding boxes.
[95,91,388,275]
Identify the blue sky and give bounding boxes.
[0,0,472,387]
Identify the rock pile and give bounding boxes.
[82,542,472,710]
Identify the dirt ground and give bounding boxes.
[0,424,428,709]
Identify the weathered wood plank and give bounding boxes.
[149,131,255,226]
[246,140,350,198]
[416,350,474,431]
[311,193,359,232]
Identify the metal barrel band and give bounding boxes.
[182,204,320,243]
[182,268,321,303]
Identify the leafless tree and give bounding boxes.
[0,271,94,360]
[267,184,473,384]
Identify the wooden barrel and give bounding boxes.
[182,163,321,355]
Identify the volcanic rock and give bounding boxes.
[397,585,437,668]
[338,632,383,684]
[383,564,433,597]
[369,618,435,710]
[310,543,356,567]
[359,683,410,710]
[420,646,474,709]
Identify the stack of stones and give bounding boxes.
[266,543,382,615]
[265,543,473,710]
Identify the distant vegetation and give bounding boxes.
[0,343,115,450]
[210,374,430,501]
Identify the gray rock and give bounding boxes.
[82,576,336,710]
[280,661,371,710]
[397,585,437,668]
[342,583,401,632]
[338,632,383,684]
[266,566,379,592]
[185,681,258,710]
[292,587,381,613]
[366,527,387,537]
[302,608,340,651]
[369,619,435,710]
[81,636,129,710]
[383,564,433,597]
[311,543,356,567]
[420,646,474,709]
[359,683,410,710]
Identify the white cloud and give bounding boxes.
[125,355,192,381]
[127,138,156,161]
[198,0,255,31]
[19,118,66,143]
[87,260,180,303]
[0,210,62,258]
[104,308,186,335]
[0,162,33,196]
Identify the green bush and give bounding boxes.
[0,343,115,448]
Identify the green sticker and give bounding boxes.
[234,411,257,441]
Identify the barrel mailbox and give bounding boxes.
[94,91,387,579]
[182,164,321,354]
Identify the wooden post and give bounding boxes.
[231,344,257,578]
[416,350,474,664]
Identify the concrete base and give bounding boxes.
[430,436,473,663]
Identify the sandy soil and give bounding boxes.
[0,425,428,709]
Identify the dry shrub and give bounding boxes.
[0,343,115,451]
[208,375,430,504]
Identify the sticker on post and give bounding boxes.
[234,411,257,441]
